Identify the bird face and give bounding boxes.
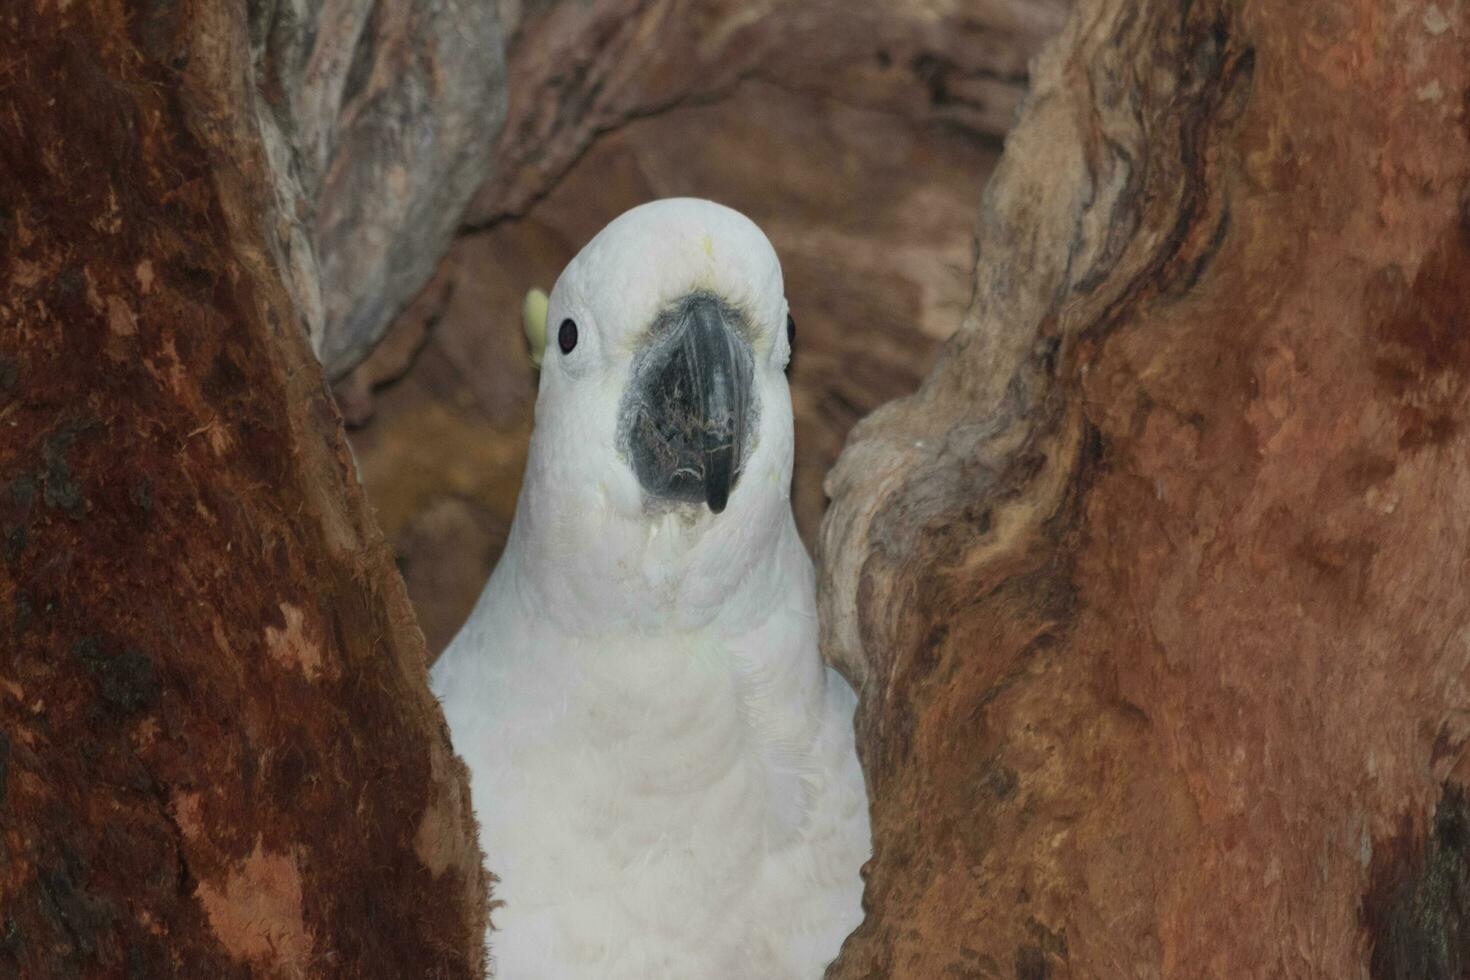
[536,199,793,523]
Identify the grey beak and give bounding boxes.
[621,293,754,514]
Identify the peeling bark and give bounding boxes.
[821,0,1470,976]
[0,4,485,977]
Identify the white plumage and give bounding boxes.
[431,198,870,978]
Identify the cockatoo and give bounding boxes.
[431,198,870,979]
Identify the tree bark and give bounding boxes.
[469,0,1067,224]
[0,4,486,978]
[249,0,507,377]
[821,0,1470,976]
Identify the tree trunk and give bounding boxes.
[203,0,510,379]
[0,4,486,978]
[821,0,1470,976]
[256,0,506,376]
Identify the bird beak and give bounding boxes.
[622,293,753,514]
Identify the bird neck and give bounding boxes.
[507,478,804,638]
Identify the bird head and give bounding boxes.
[529,198,794,522]
[508,199,801,631]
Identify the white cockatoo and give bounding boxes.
[431,198,870,979]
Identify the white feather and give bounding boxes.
[432,199,870,978]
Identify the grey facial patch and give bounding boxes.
[616,291,761,514]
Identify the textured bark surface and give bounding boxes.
[472,0,1065,224]
[821,0,1470,977]
[342,0,1066,655]
[0,4,485,977]
[250,0,506,376]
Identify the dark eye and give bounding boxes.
[558,318,578,354]
[786,313,795,347]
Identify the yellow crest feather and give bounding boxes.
[522,288,549,368]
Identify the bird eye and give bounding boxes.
[786,313,795,348]
[558,318,578,354]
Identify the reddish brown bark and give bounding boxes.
[0,4,485,978]
[821,0,1470,976]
